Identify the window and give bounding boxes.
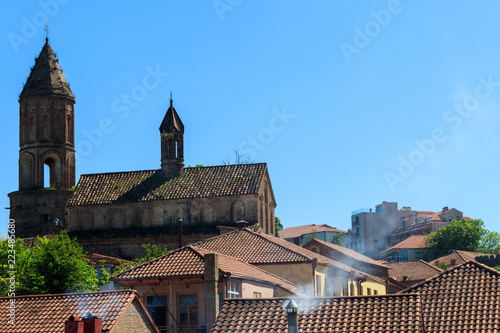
[374,290,378,295]
[367,288,371,295]
[400,251,408,262]
[449,216,453,221]
[315,275,323,297]
[178,294,198,327]
[146,295,168,329]
[253,292,262,298]
[228,280,241,298]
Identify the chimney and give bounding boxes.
[236,220,248,230]
[178,218,183,248]
[285,299,299,333]
[65,315,84,333]
[442,206,449,212]
[83,316,102,333]
[204,253,219,332]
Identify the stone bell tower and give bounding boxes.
[159,95,184,177]
[8,37,76,238]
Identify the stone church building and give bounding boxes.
[9,39,277,258]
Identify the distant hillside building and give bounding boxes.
[9,39,277,258]
[278,224,346,246]
[343,201,463,257]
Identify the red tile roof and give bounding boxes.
[193,229,377,279]
[68,163,267,206]
[278,224,346,239]
[401,261,500,332]
[428,250,490,267]
[86,253,130,266]
[0,290,158,333]
[379,235,427,255]
[112,245,306,297]
[212,294,424,332]
[306,238,388,269]
[387,260,443,282]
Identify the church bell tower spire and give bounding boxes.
[159,93,184,177]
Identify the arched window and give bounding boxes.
[44,158,55,188]
[43,152,62,189]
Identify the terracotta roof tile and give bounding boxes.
[387,260,443,282]
[278,224,346,239]
[0,290,154,333]
[86,253,130,266]
[194,229,383,282]
[212,294,424,332]
[112,245,306,297]
[402,260,500,332]
[428,250,489,267]
[306,238,388,269]
[379,235,427,255]
[68,163,266,206]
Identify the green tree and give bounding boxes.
[425,219,499,258]
[113,243,169,275]
[19,231,98,295]
[275,217,282,236]
[330,232,344,246]
[0,231,99,296]
[434,260,447,270]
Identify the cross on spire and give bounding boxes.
[170,90,173,106]
[44,21,49,42]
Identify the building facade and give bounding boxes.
[344,201,463,257]
[9,39,277,258]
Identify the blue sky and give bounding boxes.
[1,1,500,236]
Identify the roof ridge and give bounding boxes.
[242,229,313,262]
[80,169,159,177]
[0,289,137,300]
[416,259,444,272]
[400,259,500,294]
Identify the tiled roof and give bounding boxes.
[86,253,130,266]
[379,235,427,255]
[159,99,184,133]
[278,224,346,239]
[68,163,267,206]
[428,250,489,267]
[212,294,424,333]
[112,245,306,297]
[20,40,74,99]
[401,261,500,332]
[306,238,388,269]
[387,260,443,282]
[0,290,156,333]
[194,229,382,281]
